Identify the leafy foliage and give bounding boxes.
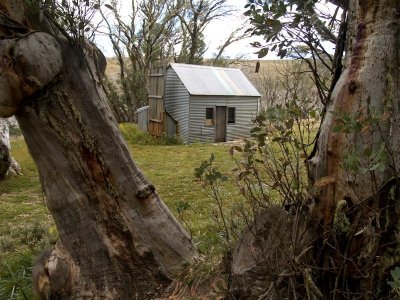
[331,109,390,176]
[33,0,111,43]
[195,153,228,184]
[245,0,345,105]
[195,154,233,247]
[245,0,337,59]
[231,97,318,214]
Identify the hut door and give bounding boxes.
[215,106,227,142]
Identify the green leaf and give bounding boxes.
[257,48,269,58]
[266,19,282,33]
[278,49,288,59]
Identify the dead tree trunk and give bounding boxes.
[0,1,196,299]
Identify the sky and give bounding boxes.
[202,0,259,59]
[95,0,338,60]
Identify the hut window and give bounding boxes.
[228,107,236,124]
[205,107,214,126]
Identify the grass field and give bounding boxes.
[0,126,241,299]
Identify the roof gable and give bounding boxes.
[169,63,261,97]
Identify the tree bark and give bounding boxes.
[0,1,196,299]
[308,0,400,226]
[307,2,400,294]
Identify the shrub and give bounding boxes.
[119,123,182,145]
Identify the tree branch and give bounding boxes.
[327,0,349,9]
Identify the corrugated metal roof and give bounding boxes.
[169,63,261,97]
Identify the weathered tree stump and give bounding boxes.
[230,206,318,299]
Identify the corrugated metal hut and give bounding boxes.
[164,63,261,143]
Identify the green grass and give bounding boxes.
[131,142,239,250]
[0,128,240,298]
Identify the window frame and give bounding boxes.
[205,107,215,126]
[227,107,236,124]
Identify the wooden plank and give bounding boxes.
[148,120,163,136]
[150,73,164,77]
[149,119,162,123]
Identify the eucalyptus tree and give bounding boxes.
[177,0,236,64]
[0,1,196,298]
[101,0,183,122]
[230,0,400,298]
[211,23,251,66]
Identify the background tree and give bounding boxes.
[175,26,206,64]
[176,0,235,64]
[230,0,400,298]
[0,1,197,298]
[210,21,251,66]
[100,0,183,122]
